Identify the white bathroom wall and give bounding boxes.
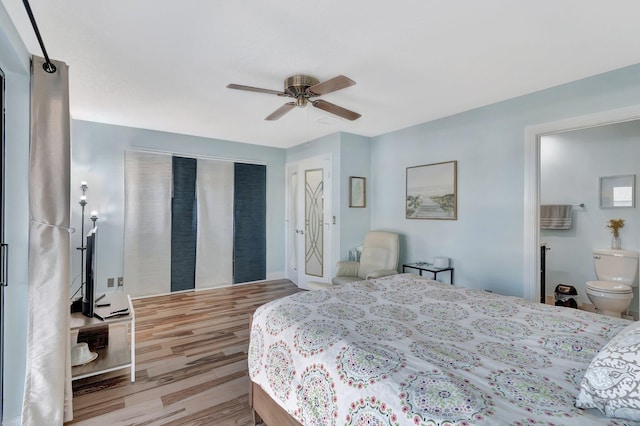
[541,120,640,314]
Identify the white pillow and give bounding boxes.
[576,319,640,420]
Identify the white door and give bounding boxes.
[285,156,332,289]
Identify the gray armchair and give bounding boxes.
[332,231,399,285]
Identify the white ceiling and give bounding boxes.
[3,1,640,148]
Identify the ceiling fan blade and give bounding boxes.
[307,75,356,96]
[226,83,285,96]
[312,99,361,121]
[265,102,296,121]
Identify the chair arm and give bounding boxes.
[365,269,398,279]
[336,261,360,277]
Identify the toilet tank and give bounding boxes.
[593,249,639,286]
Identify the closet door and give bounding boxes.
[125,154,267,294]
[233,163,266,283]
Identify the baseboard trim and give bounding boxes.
[266,271,286,281]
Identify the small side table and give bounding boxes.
[70,292,135,382]
[403,263,454,284]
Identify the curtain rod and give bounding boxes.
[129,147,267,165]
[22,0,56,73]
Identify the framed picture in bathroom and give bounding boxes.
[599,174,635,208]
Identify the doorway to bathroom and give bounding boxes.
[523,105,640,311]
[539,121,640,310]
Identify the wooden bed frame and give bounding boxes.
[249,380,301,426]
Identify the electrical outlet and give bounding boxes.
[107,278,115,287]
[117,277,124,287]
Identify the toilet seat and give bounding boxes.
[586,280,633,300]
[586,280,632,294]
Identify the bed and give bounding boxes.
[248,273,640,425]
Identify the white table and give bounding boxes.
[70,292,135,382]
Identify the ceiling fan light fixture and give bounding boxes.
[285,75,319,97]
[227,74,361,121]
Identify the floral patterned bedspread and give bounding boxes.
[248,274,634,425]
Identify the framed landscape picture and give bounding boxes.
[406,161,457,220]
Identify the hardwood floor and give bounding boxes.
[68,280,302,425]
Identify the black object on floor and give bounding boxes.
[555,298,578,309]
[554,284,578,309]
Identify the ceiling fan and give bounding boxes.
[226,74,361,121]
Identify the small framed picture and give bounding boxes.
[349,176,366,208]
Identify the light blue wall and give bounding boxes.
[285,132,372,266]
[0,2,31,423]
[541,121,640,309]
[71,120,287,296]
[286,132,341,163]
[339,133,371,259]
[370,64,640,297]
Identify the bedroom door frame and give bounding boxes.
[523,104,640,302]
[285,154,333,289]
[0,66,5,421]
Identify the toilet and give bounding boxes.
[586,249,639,318]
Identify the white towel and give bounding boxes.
[540,205,573,230]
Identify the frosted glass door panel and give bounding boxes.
[305,169,323,277]
[286,155,332,289]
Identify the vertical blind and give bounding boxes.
[195,159,234,289]
[233,163,266,284]
[171,156,198,292]
[124,151,266,296]
[123,151,172,297]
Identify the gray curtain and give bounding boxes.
[22,56,72,424]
